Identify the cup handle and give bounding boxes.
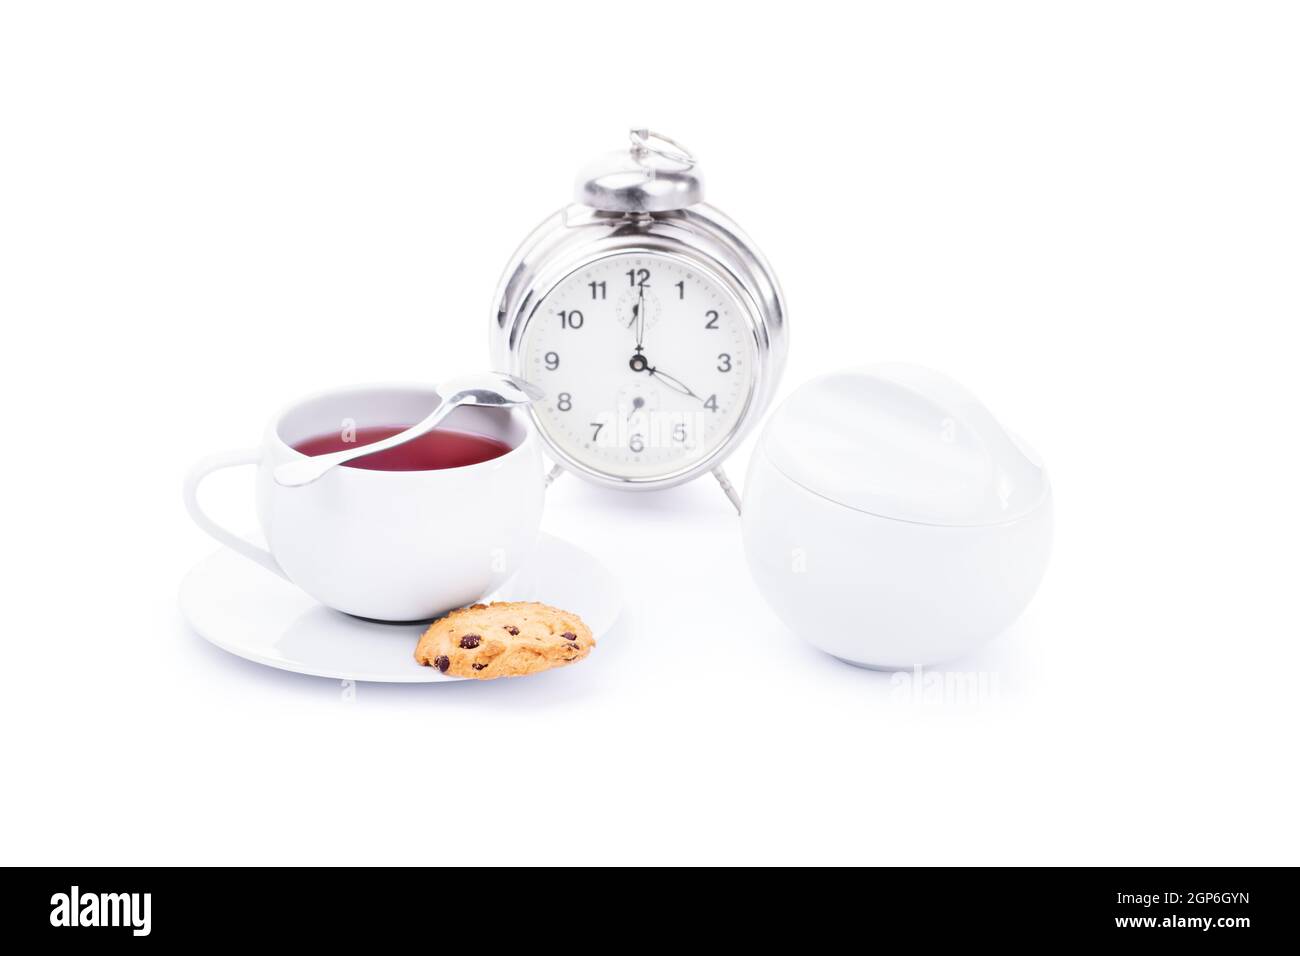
[183,448,287,580]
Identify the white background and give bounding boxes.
[2,1,1297,865]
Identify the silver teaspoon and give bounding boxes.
[273,372,545,488]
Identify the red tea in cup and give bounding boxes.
[292,426,511,472]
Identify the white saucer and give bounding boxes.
[179,533,623,682]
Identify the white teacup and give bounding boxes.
[183,383,544,621]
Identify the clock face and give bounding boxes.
[521,252,757,481]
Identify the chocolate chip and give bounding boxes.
[472,663,488,671]
[562,632,576,641]
[504,625,520,636]
[433,655,449,673]
[459,634,481,649]
[567,642,579,649]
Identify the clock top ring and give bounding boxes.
[490,130,788,501]
[628,128,695,168]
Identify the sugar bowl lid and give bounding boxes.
[759,364,1050,527]
[575,129,704,213]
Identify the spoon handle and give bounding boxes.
[273,400,457,487]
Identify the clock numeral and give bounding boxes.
[590,422,603,442]
[717,353,732,372]
[704,394,718,412]
[705,310,719,329]
[672,423,687,443]
[589,281,606,300]
[544,351,560,371]
[557,392,572,412]
[629,433,645,454]
[558,309,584,329]
[675,280,685,299]
[626,268,650,288]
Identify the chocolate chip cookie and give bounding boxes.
[414,601,595,679]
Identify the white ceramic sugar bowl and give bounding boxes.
[741,364,1053,668]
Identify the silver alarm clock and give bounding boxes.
[490,129,788,510]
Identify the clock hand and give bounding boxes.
[628,350,703,402]
[636,285,646,352]
[625,285,648,352]
[646,365,704,402]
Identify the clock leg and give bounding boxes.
[544,462,565,488]
[712,466,742,515]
